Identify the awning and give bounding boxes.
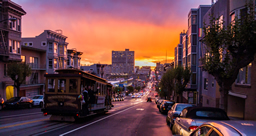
[229,91,247,99]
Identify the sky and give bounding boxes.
[13,0,211,67]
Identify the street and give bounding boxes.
[0,95,173,136]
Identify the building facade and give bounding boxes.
[81,64,107,78]
[174,31,186,68]
[183,5,211,104]
[112,49,134,75]
[22,30,69,74]
[0,0,26,100]
[20,45,46,98]
[67,49,82,69]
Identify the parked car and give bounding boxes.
[172,107,229,136]
[131,95,135,98]
[32,95,43,107]
[156,99,164,109]
[159,100,175,114]
[0,97,4,110]
[4,97,33,109]
[155,97,159,104]
[166,103,195,129]
[190,120,256,136]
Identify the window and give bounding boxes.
[192,54,196,65]
[192,15,197,24]
[4,64,7,76]
[192,25,197,33]
[192,35,197,45]
[49,42,53,52]
[204,78,208,90]
[58,79,66,93]
[59,45,63,55]
[9,40,12,53]
[31,72,38,84]
[54,59,57,68]
[188,17,191,27]
[49,59,53,69]
[59,58,63,68]
[48,79,55,92]
[54,42,58,53]
[30,57,34,63]
[69,79,78,93]
[192,73,196,84]
[17,19,21,31]
[64,46,67,55]
[21,55,25,63]
[236,63,252,84]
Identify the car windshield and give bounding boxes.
[175,104,194,111]
[33,96,43,99]
[195,110,229,120]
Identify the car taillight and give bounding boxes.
[44,112,48,116]
[189,126,198,131]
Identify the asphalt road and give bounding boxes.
[0,95,173,136]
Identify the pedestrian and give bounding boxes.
[83,87,89,114]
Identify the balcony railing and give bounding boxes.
[27,63,46,70]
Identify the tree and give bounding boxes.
[201,0,256,111]
[7,62,32,97]
[113,87,123,94]
[135,86,141,92]
[173,66,191,102]
[159,69,175,100]
[127,86,134,93]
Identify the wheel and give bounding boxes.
[40,102,43,108]
[28,104,32,108]
[0,105,2,110]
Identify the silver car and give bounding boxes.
[172,107,229,136]
[32,95,44,107]
[166,103,195,129]
[190,120,256,136]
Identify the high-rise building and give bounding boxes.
[112,49,134,76]
[174,31,186,67]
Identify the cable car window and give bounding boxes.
[58,79,66,93]
[69,79,78,93]
[48,79,55,92]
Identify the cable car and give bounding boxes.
[41,69,113,122]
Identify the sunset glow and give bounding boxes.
[13,0,211,66]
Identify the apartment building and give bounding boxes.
[22,30,69,74]
[112,49,134,76]
[183,5,211,104]
[228,0,256,120]
[174,31,186,68]
[0,0,26,100]
[200,0,229,108]
[20,45,46,97]
[67,49,82,69]
[81,64,107,78]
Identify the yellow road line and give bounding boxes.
[0,118,48,129]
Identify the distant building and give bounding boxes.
[174,31,186,67]
[67,49,82,69]
[0,0,26,100]
[112,49,134,76]
[81,64,107,78]
[103,65,112,79]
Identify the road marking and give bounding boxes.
[0,112,42,119]
[31,123,72,136]
[59,103,141,136]
[0,118,48,129]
